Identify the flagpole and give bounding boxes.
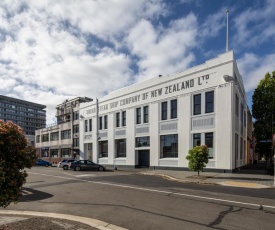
[226,9,229,52]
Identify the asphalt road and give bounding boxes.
[3,167,275,230]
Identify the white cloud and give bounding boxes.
[238,52,275,92]
[126,13,198,81]
[233,0,275,47]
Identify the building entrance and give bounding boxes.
[138,150,150,167]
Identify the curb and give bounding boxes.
[140,172,274,189]
[0,210,128,230]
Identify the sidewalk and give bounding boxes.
[138,169,274,188]
[0,210,128,230]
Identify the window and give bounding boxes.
[36,135,40,143]
[73,138,79,147]
[85,120,88,132]
[89,119,92,131]
[244,140,246,160]
[205,133,213,159]
[244,111,247,127]
[235,94,239,117]
[104,115,108,129]
[161,102,167,120]
[116,112,120,127]
[136,108,141,124]
[61,130,71,139]
[99,116,103,130]
[143,106,149,123]
[61,148,71,158]
[160,134,178,158]
[235,134,239,161]
[99,141,108,158]
[73,111,79,121]
[50,149,58,158]
[205,91,214,113]
[241,104,244,123]
[115,139,126,158]
[136,136,150,147]
[50,132,59,141]
[42,134,49,142]
[193,94,201,115]
[88,143,92,150]
[122,111,126,126]
[193,133,201,147]
[73,124,79,134]
[171,99,177,119]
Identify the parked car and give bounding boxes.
[58,159,76,170]
[69,160,105,171]
[35,159,52,167]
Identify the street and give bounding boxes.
[3,167,275,230]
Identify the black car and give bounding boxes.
[69,160,105,171]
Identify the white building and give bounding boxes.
[79,51,247,172]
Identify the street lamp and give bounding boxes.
[223,75,235,82]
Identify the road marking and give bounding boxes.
[28,171,275,210]
[21,190,33,195]
[75,174,96,177]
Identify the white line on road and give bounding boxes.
[28,171,275,210]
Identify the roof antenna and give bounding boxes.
[226,9,229,52]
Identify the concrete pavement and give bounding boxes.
[137,168,275,188]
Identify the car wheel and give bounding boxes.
[63,165,68,170]
[98,166,104,171]
[75,166,81,171]
[45,164,49,167]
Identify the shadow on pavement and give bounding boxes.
[19,187,53,202]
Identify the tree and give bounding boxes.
[186,145,209,176]
[252,71,275,161]
[0,120,37,208]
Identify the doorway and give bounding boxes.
[138,150,150,167]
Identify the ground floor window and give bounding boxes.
[160,134,178,158]
[99,141,108,158]
[136,136,150,147]
[50,149,59,158]
[193,132,214,159]
[115,139,126,158]
[42,149,49,157]
[61,148,71,158]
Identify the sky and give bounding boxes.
[0,0,274,125]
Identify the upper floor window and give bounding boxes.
[85,120,88,132]
[143,106,149,123]
[36,135,40,143]
[99,116,103,130]
[116,112,120,127]
[104,115,108,129]
[205,91,214,113]
[42,134,49,142]
[122,111,126,126]
[136,108,141,124]
[161,102,167,120]
[170,99,177,119]
[73,124,79,134]
[235,94,239,117]
[73,111,79,121]
[89,119,92,131]
[61,130,71,140]
[50,132,59,141]
[193,94,201,115]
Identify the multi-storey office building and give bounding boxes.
[0,95,46,146]
[79,51,248,172]
[35,97,92,164]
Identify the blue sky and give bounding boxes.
[0,0,274,124]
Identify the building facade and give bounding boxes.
[0,95,46,146]
[35,97,92,165]
[79,51,248,172]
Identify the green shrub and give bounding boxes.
[186,145,209,176]
[0,120,37,208]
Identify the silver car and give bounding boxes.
[58,159,76,170]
